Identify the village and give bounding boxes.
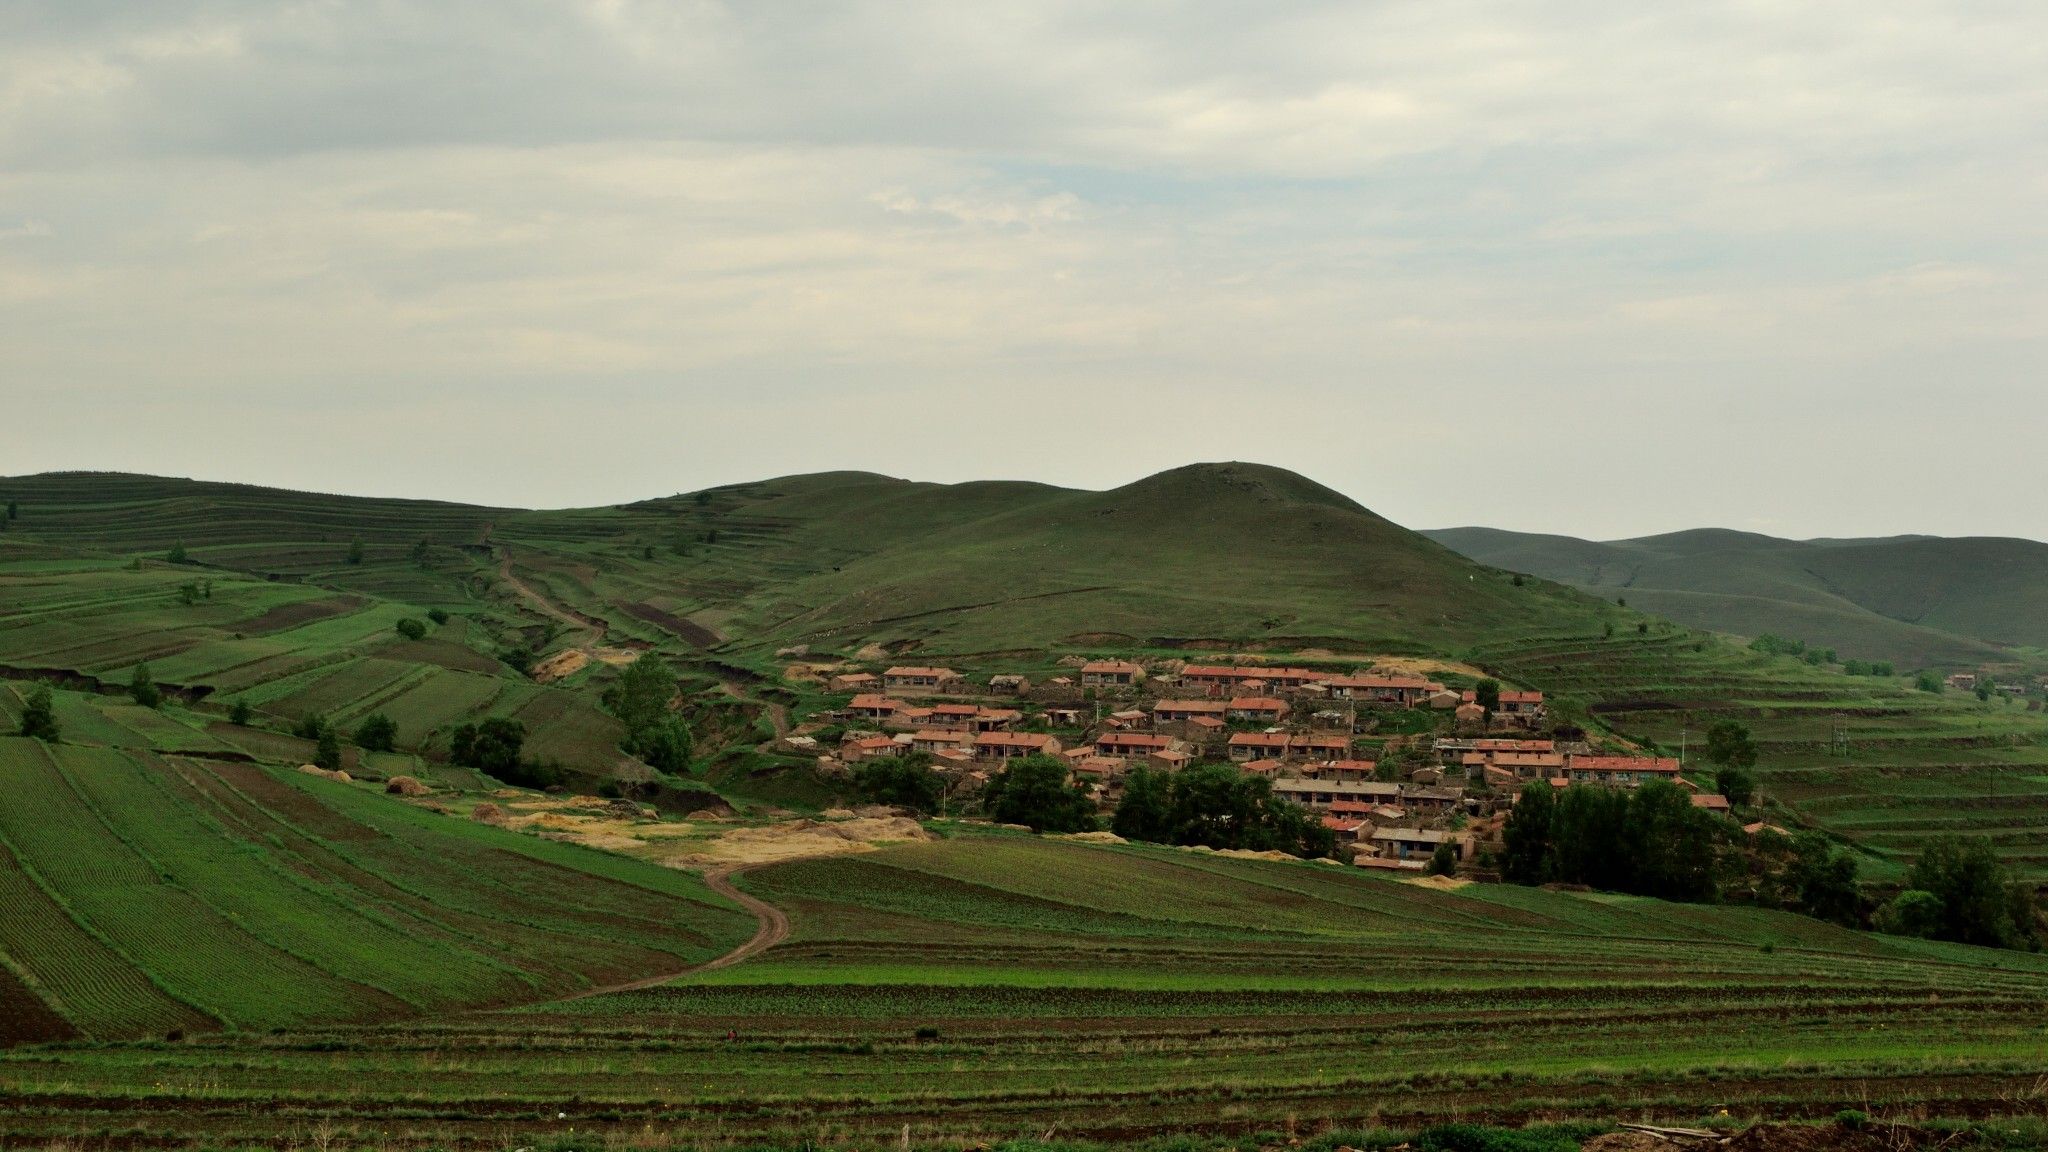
[777,656,1738,871]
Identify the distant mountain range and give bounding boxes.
[1423,525,2048,669]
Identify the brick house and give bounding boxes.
[1080,660,1145,687]
[883,666,963,696]
[973,731,1063,761]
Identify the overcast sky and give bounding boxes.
[3,2,2044,541]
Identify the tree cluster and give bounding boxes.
[449,717,557,786]
[602,655,694,774]
[1877,836,2040,950]
[852,752,944,813]
[17,684,59,742]
[1501,780,1726,902]
[981,755,1096,833]
[1112,763,1334,858]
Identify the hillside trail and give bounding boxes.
[496,550,606,642]
[557,864,789,1001]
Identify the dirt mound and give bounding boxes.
[471,803,506,825]
[298,764,351,782]
[385,775,428,796]
[530,649,590,683]
[1057,830,1128,844]
[1404,874,1472,890]
[668,817,933,868]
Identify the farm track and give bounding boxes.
[496,555,606,641]
[557,865,788,1000]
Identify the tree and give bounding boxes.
[427,608,449,625]
[1875,889,1944,939]
[982,755,1096,833]
[1717,766,1757,808]
[1474,678,1502,714]
[410,539,431,568]
[395,618,428,641]
[1501,781,1556,884]
[497,643,535,676]
[1872,661,1896,678]
[1786,832,1861,926]
[346,539,365,565]
[1111,766,1173,842]
[5,500,16,520]
[1704,720,1759,772]
[1896,835,2039,950]
[853,753,943,813]
[642,546,656,560]
[1976,677,1997,703]
[313,725,344,773]
[228,698,253,726]
[601,656,694,772]
[128,663,161,709]
[637,717,694,774]
[294,713,327,740]
[449,717,528,781]
[354,713,397,753]
[166,542,188,564]
[17,684,58,742]
[178,582,201,605]
[1624,780,1723,902]
[1915,670,1944,693]
[1427,840,1458,876]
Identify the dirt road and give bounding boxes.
[497,553,606,640]
[558,865,786,1000]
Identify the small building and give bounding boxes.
[1097,732,1176,758]
[1227,697,1290,723]
[1497,690,1546,717]
[883,666,964,696]
[910,729,972,755]
[1325,674,1440,707]
[1691,793,1732,813]
[1371,827,1464,865]
[840,735,907,763]
[1080,660,1146,688]
[1227,731,1293,762]
[1564,756,1683,787]
[848,693,902,720]
[1947,672,1978,691]
[829,672,879,693]
[989,674,1031,695]
[973,731,1063,761]
[971,708,1022,732]
[1153,699,1230,723]
[1147,748,1194,773]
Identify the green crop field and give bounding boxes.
[6,836,2046,1149]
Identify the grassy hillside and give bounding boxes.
[1426,525,2048,667]
[3,465,1620,662]
[0,735,752,1046]
[9,835,2048,1146]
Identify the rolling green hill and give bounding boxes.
[3,465,1620,658]
[1425,525,2048,668]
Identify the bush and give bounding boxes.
[354,713,397,753]
[1835,1110,1871,1131]
[395,618,428,641]
[313,726,343,773]
[426,608,449,625]
[228,698,252,726]
[853,753,944,813]
[128,663,161,709]
[1890,836,2041,949]
[17,684,58,742]
[449,717,543,786]
[294,714,327,740]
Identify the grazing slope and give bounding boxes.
[1426,525,2048,667]
[9,836,2048,1146]
[0,737,752,1045]
[4,466,1618,659]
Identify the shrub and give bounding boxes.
[981,755,1096,833]
[1836,1110,1871,1131]
[313,726,343,773]
[354,713,397,753]
[426,608,449,625]
[395,618,428,641]
[853,753,944,813]
[228,699,252,726]
[17,684,59,742]
[128,663,161,709]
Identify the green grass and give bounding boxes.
[8,836,2048,1148]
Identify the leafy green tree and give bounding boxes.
[1112,766,1173,842]
[1915,670,1944,693]
[1546,784,1631,891]
[346,539,365,565]
[642,546,656,560]
[313,725,343,772]
[1786,832,1861,926]
[1427,840,1458,876]
[1875,889,1944,938]
[1624,780,1722,902]
[178,581,201,605]
[5,500,16,520]
[1898,835,2039,950]
[1704,720,1759,772]
[395,618,428,641]
[982,755,1096,833]
[355,713,397,753]
[166,542,188,564]
[426,608,449,625]
[497,643,535,675]
[637,717,694,774]
[1716,766,1756,807]
[228,698,253,726]
[128,663,161,709]
[603,655,693,770]
[853,752,943,813]
[1474,678,1502,714]
[1500,780,1556,884]
[410,539,431,568]
[1976,677,1996,702]
[450,717,528,780]
[294,713,327,740]
[1872,661,1896,677]
[17,684,59,742]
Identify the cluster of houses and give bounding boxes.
[807,658,1735,870]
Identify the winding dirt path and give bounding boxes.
[559,864,787,1000]
[496,552,605,640]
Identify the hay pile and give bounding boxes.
[385,776,428,796]
[298,764,351,782]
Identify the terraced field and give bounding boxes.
[6,836,2045,1148]
[0,737,753,1046]
[1474,631,2048,878]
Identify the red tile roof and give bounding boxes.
[974,732,1057,749]
[1082,660,1144,675]
[884,666,958,679]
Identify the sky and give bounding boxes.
[2,2,2045,541]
